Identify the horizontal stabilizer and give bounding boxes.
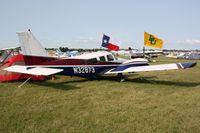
[4,65,63,76]
[106,62,196,74]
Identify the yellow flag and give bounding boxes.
[144,32,163,48]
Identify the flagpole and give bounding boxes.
[143,46,145,58]
[143,31,145,58]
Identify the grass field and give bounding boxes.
[0,56,200,133]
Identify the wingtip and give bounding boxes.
[180,62,197,69]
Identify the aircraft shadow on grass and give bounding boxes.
[30,80,81,91]
[96,75,200,87]
[31,77,93,91]
[127,77,200,87]
[26,75,199,90]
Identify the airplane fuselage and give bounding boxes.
[23,54,148,78]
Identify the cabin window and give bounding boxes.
[88,58,98,63]
[99,56,106,61]
[107,54,114,61]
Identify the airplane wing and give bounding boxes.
[4,65,63,76]
[105,62,196,74]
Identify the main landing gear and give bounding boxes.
[117,73,125,82]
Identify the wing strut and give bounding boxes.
[18,76,32,88]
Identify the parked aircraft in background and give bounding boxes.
[54,48,79,58]
[116,48,163,60]
[166,52,200,60]
[0,46,45,82]
[4,30,197,82]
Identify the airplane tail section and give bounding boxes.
[17,30,48,57]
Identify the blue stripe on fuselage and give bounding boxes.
[110,63,149,72]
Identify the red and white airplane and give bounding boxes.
[4,30,197,82]
[0,46,45,82]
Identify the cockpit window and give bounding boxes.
[107,54,114,61]
[99,56,106,61]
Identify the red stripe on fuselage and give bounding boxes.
[23,55,121,66]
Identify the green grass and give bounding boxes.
[0,56,200,133]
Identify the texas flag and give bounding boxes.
[101,34,119,51]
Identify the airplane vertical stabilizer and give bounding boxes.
[17,30,48,57]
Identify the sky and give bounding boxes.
[0,0,200,50]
